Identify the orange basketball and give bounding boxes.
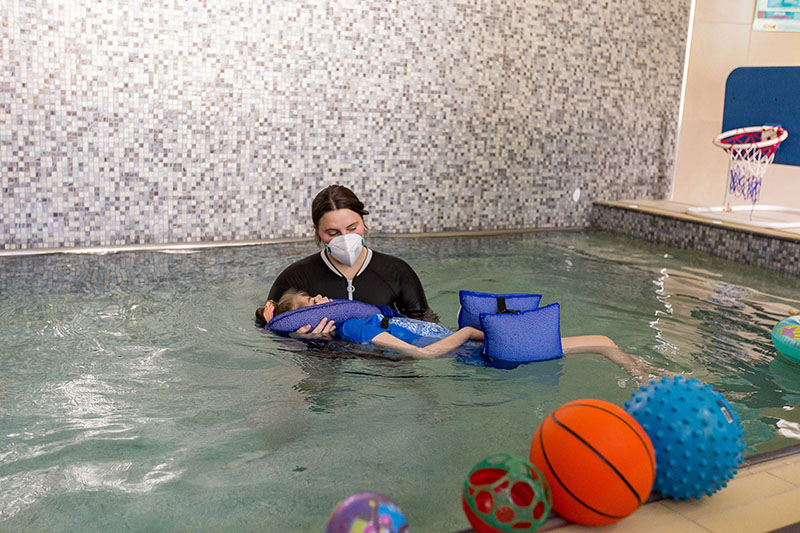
[529,398,655,526]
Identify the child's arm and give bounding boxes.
[562,335,675,383]
[370,327,484,360]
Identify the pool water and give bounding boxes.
[1,230,799,531]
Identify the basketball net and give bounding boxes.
[714,126,788,210]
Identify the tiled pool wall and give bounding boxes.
[592,202,800,275]
[2,1,689,251]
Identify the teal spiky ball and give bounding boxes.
[624,376,744,501]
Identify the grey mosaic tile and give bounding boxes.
[591,203,800,275]
[1,0,690,249]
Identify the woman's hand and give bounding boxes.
[292,317,337,339]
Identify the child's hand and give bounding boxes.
[465,327,484,341]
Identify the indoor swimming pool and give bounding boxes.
[1,230,799,531]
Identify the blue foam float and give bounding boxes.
[458,290,542,330]
[266,299,398,334]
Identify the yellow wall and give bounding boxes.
[672,0,800,207]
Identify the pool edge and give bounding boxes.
[592,200,800,275]
[0,227,587,257]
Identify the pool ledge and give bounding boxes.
[540,443,800,533]
[592,200,800,275]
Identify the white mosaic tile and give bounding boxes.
[1,0,690,249]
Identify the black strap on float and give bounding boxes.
[497,297,520,314]
[380,316,391,329]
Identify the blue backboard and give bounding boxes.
[721,66,800,166]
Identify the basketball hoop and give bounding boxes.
[713,125,788,210]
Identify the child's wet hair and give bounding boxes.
[255,305,268,327]
[274,289,309,317]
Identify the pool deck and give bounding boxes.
[591,200,800,276]
[540,445,800,533]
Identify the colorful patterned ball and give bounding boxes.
[462,453,551,533]
[625,376,745,501]
[772,315,800,364]
[325,492,408,533]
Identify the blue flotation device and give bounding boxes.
[772,315,800,364]
[457,291,563,363]
[458,290,542,329]
[266,299,399,334]
[480,302,563,363]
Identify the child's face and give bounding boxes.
[294,294,331,309]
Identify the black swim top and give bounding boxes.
[267,249,439,322]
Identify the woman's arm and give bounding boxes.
[370,327,484,360]
[390,256,440,322]
[562,335,675,383]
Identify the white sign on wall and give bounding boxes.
[754,0,800,31]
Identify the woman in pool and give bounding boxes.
[267,185,438,336]
[257,290,676,381]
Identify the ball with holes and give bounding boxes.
[625,376,745,500]
[462,453,552,533]
[529,399,655,526]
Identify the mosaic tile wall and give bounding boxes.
[2,0,690,250]
[591,203,800,275]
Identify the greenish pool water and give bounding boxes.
[1,230,799,531]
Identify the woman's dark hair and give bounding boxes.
[311,185,369,244]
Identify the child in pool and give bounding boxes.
[258,289,484,360]
[256,290,676,381]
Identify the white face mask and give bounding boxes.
[325,233,365,266]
